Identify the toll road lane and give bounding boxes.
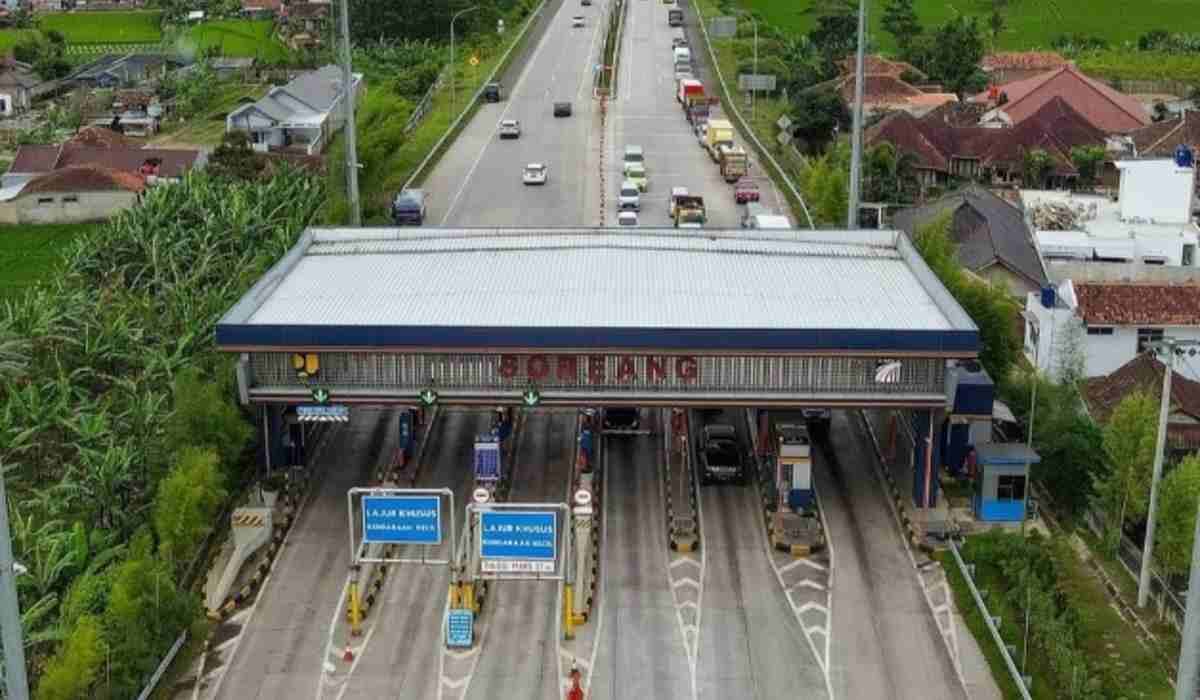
[423,0,607,228]
[462,409,577,700]
[208,408,396,700]
[333,409,492,699]
[609,0,787,229]
[816,411,965,700]
[589,410,691,700]
[693,408,828,700]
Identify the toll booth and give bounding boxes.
[474,434,502,483]
[775,423,813,512]
[942,364,995,477]
[972,443,1040,522]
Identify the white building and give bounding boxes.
[1024,158,1199,268]
[1024,271,1200,382]
[225,65,362,156]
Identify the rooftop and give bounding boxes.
[981,51,1070,73]
[217,228,979,353]
[14,165,145,197]
[970,64,1150,133]
[9,143,201,178]
[1074,282,1200,325]
[1022,188,1196,247]
[1083,354,1200,448]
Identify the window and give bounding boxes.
[1184,244,1196,267]
[1087,326,1114,336]
[1138,328,1164,353]
[35,197,53,204]
[997,474,1026,501]
[61,195,78,203]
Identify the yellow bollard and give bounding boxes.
[349,581,363,637]
[563,584,575,640]
[462,581,475,614]
[449,583,461,609]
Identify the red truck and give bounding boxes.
[677,78,703,106]
[734,177,760,204]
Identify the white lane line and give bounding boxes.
[671,576,700,590]
[580,428,611,694]
[669,557,699,570]
[204,423,339,700]
[440,0,562,224]
[796,601,829,616]
[789,579,827,592]
[576,0,608,101]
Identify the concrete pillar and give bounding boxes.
[912,409,942,508]
[266,405,287,472]
[572,501,593,619]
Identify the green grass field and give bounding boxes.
[0,224,97,301]
[39,10,163,44]
[738,0,1200,53]
[0,29,42,54]
[179,20,291,63]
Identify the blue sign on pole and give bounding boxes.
[446,609,474,648]
[362,495,441,545]
[479,510,557,574]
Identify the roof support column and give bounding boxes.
[911,408,942,509]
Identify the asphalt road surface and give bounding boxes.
[464,409,577,700]
[335,409,492,699]
[589,409,692,699]
[209,409,396,700]
[608,0,787,228]
[692,408,829,700]
[816,410,966,700]
[423,0,608,227]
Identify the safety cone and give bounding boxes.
[343,643,354,663]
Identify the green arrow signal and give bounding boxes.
[522,389,541,407]
[311,388,330,404]
[419,389,439,406]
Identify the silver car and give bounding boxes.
[523,163,548,185]
[619,180,641,210]
[498,119,521,139]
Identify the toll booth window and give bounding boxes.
[997,475,1026,501]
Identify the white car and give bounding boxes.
[498,119,521,139]
[617,211,638,226]
[523,163,548,185]
[572,15,584,27]
[618,180,640,211]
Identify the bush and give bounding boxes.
[164,367,252,475]
[35,615,104,700]
[154,447,227,572]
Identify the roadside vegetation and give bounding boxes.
[0,168,323,698]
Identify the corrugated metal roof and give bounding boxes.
[242,229,961,332]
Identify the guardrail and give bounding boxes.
[948,539,1034,700]
[404,73,446,134]
[402,0,551,191]
[688,0,814,229]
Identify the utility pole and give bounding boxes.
[846,0,867,229]
[1174,494,1200,700]
[1140,339,1200,607]
[0,469,29,700]
[337,0,361,226]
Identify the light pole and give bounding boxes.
[846,0,867,229]
[1019,310,1040,537]
[450,6,481,112]
[736,11,758,123]
[336,0,360,226]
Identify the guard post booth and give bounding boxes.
[972,443,1040,523]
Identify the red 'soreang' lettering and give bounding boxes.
[617,356,637,382]
[527,354,549,380]
[588,356,606,383]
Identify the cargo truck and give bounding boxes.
[717,144,748,182]
[677,78,703,105]
[673,194,706,228]
[704,118,734,161]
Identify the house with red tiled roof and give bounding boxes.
[867,96,1107,189]
[838,54,926,81]
[821,73,957,117]
[980,51,1071,85]
[3,138,202,188]
[1083,353,1200,454]
[969,64,1150,133]
[0,165,146,224]
[1127,110,1200,159]
[1024,275,1200,382]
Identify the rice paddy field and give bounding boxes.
[39,10,164,44]
[178,20,292,62]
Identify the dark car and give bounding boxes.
[553,101,572,117]
[700,437,745,484]
[803,408,832,439]
[483,82,502,102]
[603,407,640,432]
[390,188,425,226]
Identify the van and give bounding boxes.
[673,46,690,64]
[391,188,425,226]
[623,144,644,165]
[618,181,641,211]
[667,7,682,26]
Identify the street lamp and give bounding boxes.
[735,11,758,122]
[1018,310,1040,536]
[450,6,481,111]
[847,0,867,229]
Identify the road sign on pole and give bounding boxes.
[479,510,557,574]
[362,495,442,545]
[710,16,737,38]
[738,74,776,92]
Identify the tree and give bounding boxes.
[1053,316,1086,384]
[163,367,252,473]
[909,16,987,96]
[863,141,919,204]
[798,140,850,226]
[807,3,857,78]
[987,9,1005,47]
[154,447,227,572]
[1069,145,1105,189]
[208,130,264,182]
[1097,391,1159,550]
[1156,456,1200,576]
[1152,101,1170,122]
[1022,148,1054,187]
[34,615,104,700]
[881,0,921,53]
[789,87,849,155]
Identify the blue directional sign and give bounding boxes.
[362,495,441,545]
[479,510,557,573]
[446,609,474,648]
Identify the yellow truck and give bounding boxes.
[717,144,748,183]
[704,118,734,162]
